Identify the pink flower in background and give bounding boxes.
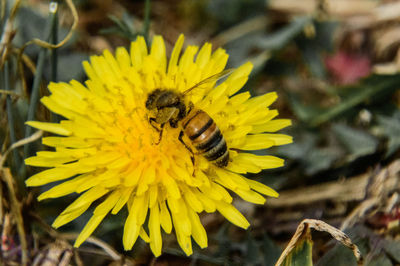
[325,51,371,85]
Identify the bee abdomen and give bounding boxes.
[183,110,229,167]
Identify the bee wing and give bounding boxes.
[183,69,234,95]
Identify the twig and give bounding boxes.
[275,219,363,266]
[0,89,20,96]
[73,249,84,266]
[30,211,61,239]
[59,247,73,266]
[1,168,28,266]
[0,178,3,225]
[61,233,122,261]
[0,130,43,169]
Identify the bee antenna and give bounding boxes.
[183,69,234,95]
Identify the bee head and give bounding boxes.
[145,89,161,110]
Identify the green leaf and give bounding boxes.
[383,240,400,263]
[258,16,312,51]
[287,93,324,122]
[226,16,312,67]
[246,231,260,264]
[309,74,400,126]
[366,254,392,266]
[100,13,138,41]
[376,112,400,157]
[263,234,282,266]
[303,147,342,175]
[282,238,313,266]
[316,226,370,266]
[332,123,378,160]
[296,21,338,79]
[288,74,400,126]
[278,130,343,175]
[317,243,359,266]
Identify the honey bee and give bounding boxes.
[145,70,232,167]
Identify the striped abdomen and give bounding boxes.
[182,109,229,167]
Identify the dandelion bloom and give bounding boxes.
[25,34,292,256]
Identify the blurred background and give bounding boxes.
[1,0,400,265]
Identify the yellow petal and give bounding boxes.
[243,178,279,198]
[25,154,75,167]
[187,208,207,248]
[176,232,193,256]
[123,217,139,250]
[26,121,71,136]
[150,35,167,72]
[234,189,266,204]
[234,134,275,150]
[168,34,184,74]
[162,175,181,199]
[111,187,134,214]
[52,186,108,228]
[115,46,131,70]
[139,227,150,243]
[26,167,83,187]
[74,190,120,247]
[42,136,94,148]
[216,201,249,229]
[193,190,216,213]
[159,200,172,233]
[264,134,293,146]
[226,62,253,95]
[183,188,203,213]
[149,205,162,257]
[196,42,212,69]
[37,174,89,201]
[234,153,284,169]
[251,119,292,133]
[52,203,90,229]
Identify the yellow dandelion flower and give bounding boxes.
[25,34,292,256]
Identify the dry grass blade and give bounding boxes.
[268,0,377,16]
[28,0,78,49]
[1,168,28,266]
[0,0,21,66]
[268,159,400,208]
[0,89,20,96]
[275,219,363,266]
[341,160,400,230]
[0,130,43,169]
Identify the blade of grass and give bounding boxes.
[0,0,6,32]
[143,0,151,43]
[4,61,21,174]
[50,2,58,83]
[50,2,60,123]
[22,2,58,167]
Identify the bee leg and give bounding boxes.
[155,123,165,145]
[178,131,196,175]
[149,118,164,145]
[149,118,160,131]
